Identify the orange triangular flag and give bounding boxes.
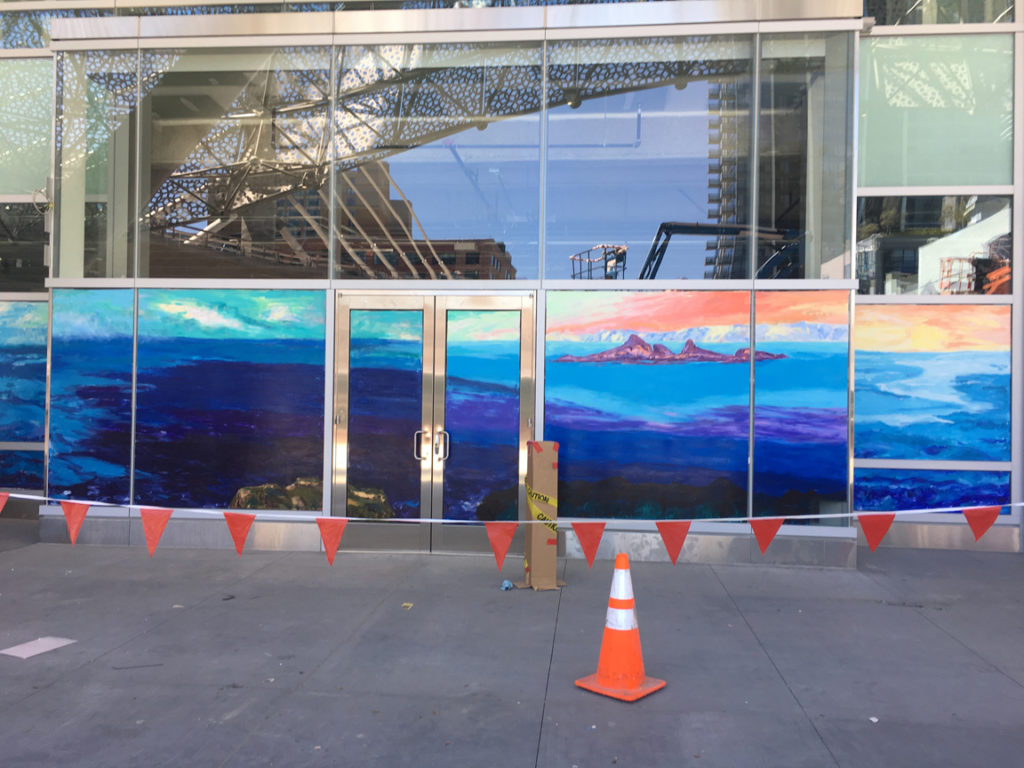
[140,508,172,557]
[572,522,605,568]
[750,517,784,555]
[0,492,9,516]
[963,506,1001,542]
[858,513,895,552]
[484,521,518,571]
[60,501,90,546]
[224,512,256,556]
[655,520,691,565]
[316,518,348,565]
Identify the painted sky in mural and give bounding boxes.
[546,290,754,519]
[135,290,325,509]
[753,291,849,517]
[0,300,47,443]
[855,469,1009,513]
[854,305,1010,462]
[48,289,134,504]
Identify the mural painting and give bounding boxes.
[545,291,752,519]
[135,290,325,509]
[0,301,46,488]
[0,451,44,489]
[347,309,425,519]
[442,310,520,521]
[753,291,850,518]
[48,289,134,504]
[854,305,1010,462]
[854,469,1009,512]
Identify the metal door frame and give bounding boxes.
[332,291,535,552]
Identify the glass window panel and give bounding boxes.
[854,304,1010,461]
[545,290,751,520]
[859,35,1013,187]
[856,195,1011,295]
[854,469,1009,511]
[48,289,134,505]
[758,33,853,280]
[334,42,542,280]
[0,59,52,195]
[0,9,112,50]
[138,47,331,279]
[545,36,753,280]
[0,301,47,442]
[135,289,326,509]
[863,0,1014,24]
[0,204,48,292]
[55,50,139,279]
[753,290,850,520]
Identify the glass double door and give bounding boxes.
[333,294,534,551]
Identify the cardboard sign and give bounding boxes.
[517,440,563,590]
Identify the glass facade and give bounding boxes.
[858,34,1014,187]
[864,0,1014,25]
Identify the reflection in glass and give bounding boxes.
[443,310,520,521]
[55,51,139,279]
[545,36,753,280]
[139,48,331,279]
[0,9,110,50]
[334,42,542,279]
[856,196,1011,295]
[858,35,1013,187]
[757,34,853,280]
[863,0,1014,24]
[0,205,47,292]
[347,310,424,519]
[0,59,52,195]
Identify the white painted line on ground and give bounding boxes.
[1,637,77,659]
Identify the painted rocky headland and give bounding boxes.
[556,334,786,364]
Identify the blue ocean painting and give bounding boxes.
[48,289,135,504]
[854,304,1011,462]
[855,350,1010,461]
[544,290,753,520]
[753,292,850,518]
[854,469,1009,513]
[443,310,520,521]
[134,290,325,509]
[347,309,424,519]
[0,450,44,489]
[0,301,47,442]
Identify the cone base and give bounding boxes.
[574,672,666,702]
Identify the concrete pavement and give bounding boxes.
[1,521,1023,767]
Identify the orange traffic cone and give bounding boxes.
[575,552,666,701]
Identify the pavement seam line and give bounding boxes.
[533,555,566,768]
[710,564,842,768]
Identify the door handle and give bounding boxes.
[436,429,450,461]
[414,430,426,461]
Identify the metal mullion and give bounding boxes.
[1012,29,1023,551]
[747,32,761,522]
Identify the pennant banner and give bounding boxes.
[572,522,605,568]
[484,521,517,571]
[0,492,9,516]
[224,512,256,556]
[59,501,90,546]
[858,513,896,552]
[963,506,1002,542]
[140,508,173,557]
[750,518,784,555]
[316,518,348,566]
[655,520,691,565]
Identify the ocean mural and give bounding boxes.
[753,291,850,518]
[0,450,44,489]
[347,309,425,519]
[0,300,47,442]
[48,289,134,504]
[854,469,1009,512]
[545,290,752,520]
[135,290,325,509]
[442,310,520,521]
[854,305,1010,462]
